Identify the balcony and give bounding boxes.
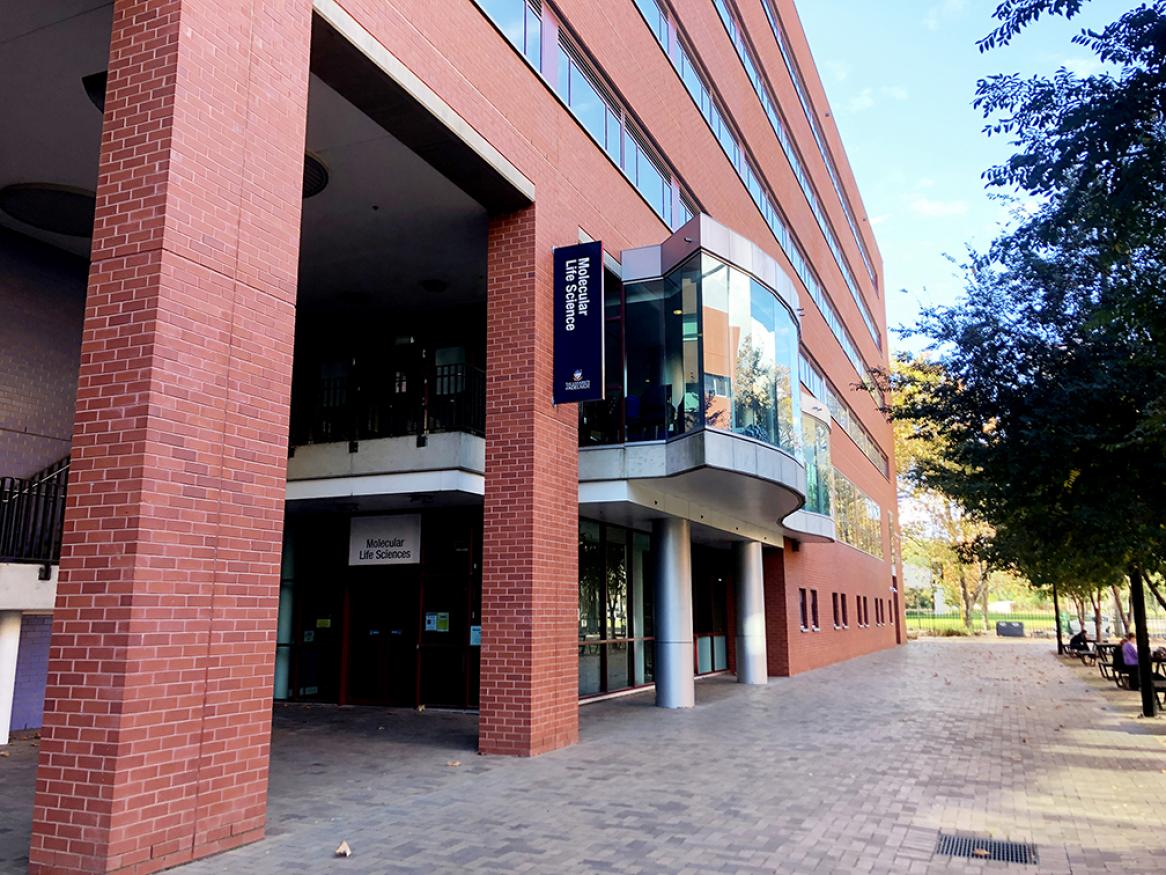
[290,363,485,448]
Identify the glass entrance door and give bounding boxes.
[692,548,729,675]
[345,570,420,706]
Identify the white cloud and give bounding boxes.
[825,60,851,82]
[924,0,967,31]
[870,214,893,227]
[846,85,910,113]
[849,88,876,113]
[909,196,969,218]
[915,178,937,190]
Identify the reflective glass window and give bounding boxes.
[801,414,832,516]
[624,280,669,441]
[479,0,540,65]
[567,58,606,144]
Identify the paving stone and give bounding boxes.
[2,639,1165,873]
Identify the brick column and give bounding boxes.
[763,546,791,677]
[29,1,310,872]
[479,205,580,756]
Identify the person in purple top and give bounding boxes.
[1120,632,1140,690]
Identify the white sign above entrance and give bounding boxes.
[348,514,421,566]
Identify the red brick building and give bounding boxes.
[0,0,901,871]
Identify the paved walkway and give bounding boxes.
[2,639,1165,873]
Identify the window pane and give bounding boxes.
[663,257,702,435]
[624,280,668,441]
[556,45,569,97]
[568,60,606,144]
[579,644,602,696]
[606,111,622,164]
[636,149,666,220]
[579,521,602,639]
[480,0,525,52]
[605,642,631,692]
[525,5,541,66]
[605,527,628,639]
[700,257,731,432]
[773,297,800,453]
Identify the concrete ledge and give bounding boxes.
[288,432,485,481]
[782,510,836,544]
[0,564,57,612]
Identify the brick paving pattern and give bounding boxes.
[3,638,1164,873]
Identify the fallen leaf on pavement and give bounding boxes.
[335,840,352,857]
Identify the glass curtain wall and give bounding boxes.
[583,253,801,457]
[579,521,655,697]
[801,414,832,516]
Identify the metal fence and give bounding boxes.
[905,609,1166,638]
[290,363,485,447]
[0,456,69,564]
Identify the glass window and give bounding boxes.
[578,522,655,698]
[624,280,669,441]
[579,521,603,640]
[605,527,628,640]
[801,414,832,515]
[798,587,808,630]
[635,0,667,46]
[567,58,606,144]
[832,592,840,627]
[811,589,819,630]
[841,593,849,627]
[663,258,702,436]
[834,469,883,558]
[479,0,541,66]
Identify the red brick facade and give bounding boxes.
[479,206,580,756]
[16,0,903,870]
[29,0,311,871]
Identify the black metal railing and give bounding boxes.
[290,364,486,447]
[0,455,70,564]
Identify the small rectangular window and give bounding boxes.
[810,590,820,630]
[832,592,840,628]
[841,594,848,628]
[798,588,808,631]
[865,597,870,627]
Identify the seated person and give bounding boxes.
[1068,628,1090,653]
[1119,632,1140,689]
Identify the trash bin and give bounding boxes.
[996,621,1025,638]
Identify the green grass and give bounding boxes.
[905,612,1058,633]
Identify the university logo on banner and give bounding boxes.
[553,241,605,405]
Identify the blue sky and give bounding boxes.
[797,1,1114,354]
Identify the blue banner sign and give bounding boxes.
[553,241,605,404]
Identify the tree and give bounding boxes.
[897,1,1166,711]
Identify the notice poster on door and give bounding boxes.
[349,514,422,566]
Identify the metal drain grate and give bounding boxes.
[935,833,1038,865]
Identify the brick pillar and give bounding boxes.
[763,546,791,677]
[479,205,579,756]
[29,1,310,872]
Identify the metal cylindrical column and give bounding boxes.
[653,517,694,708]
[0,611,22,746]
[734,541,768,685]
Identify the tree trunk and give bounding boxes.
[1073,596,1086,631]
[1090,587,1103,643]
[1111,584,1130,636]
[959,565,973,630]
[1128,567,1157,717]
[980,564,991,632]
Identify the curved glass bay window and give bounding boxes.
[582,252,801,457]
[802,412,832,516]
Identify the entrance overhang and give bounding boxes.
[311,1,534,214]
